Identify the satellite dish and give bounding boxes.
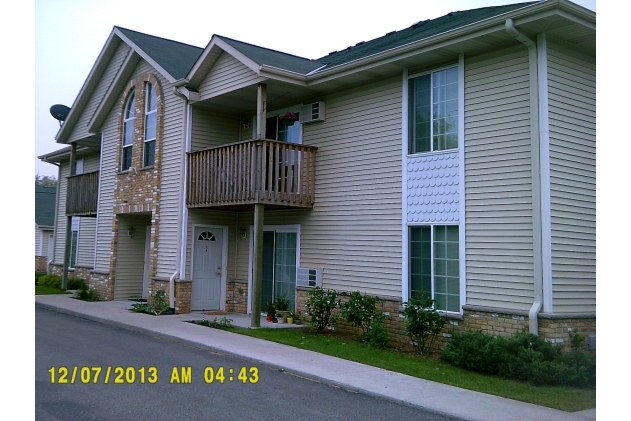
[50,104,70,126]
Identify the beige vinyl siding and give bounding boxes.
[92,59,185,275]
[76,218,96,268]
[464,46,535,311]
[68,42,131,143]
[53,163,70,265]
[130,61,185,277]
[547,42,595,314]
[197,52,267,101]
[186,78,403,298]
[35,224,43,256]
[190,109,240,151]
[114,214,148,299]
[296,78,403,297]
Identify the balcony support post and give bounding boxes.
[62,143,77,290]
[256,83,267,140]
[250,203,264,328]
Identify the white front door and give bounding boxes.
[192,227,223,310]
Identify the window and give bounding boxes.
[408,66,459,154]
[70,217,80,268]
[143,82,157,167]
[74,158,84,175]
[410,225,459,312]
[122,92,135,171]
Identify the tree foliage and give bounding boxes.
[36,174,58,188]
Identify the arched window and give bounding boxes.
[122,92,135,171]
[144,82,157,167]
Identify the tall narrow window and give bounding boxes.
[70,217,80,268]
[144,82,157,167]
[122,92,135,171]
[408,66,459,154]
[410,225,460,312]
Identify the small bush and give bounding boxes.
[35,272,47,285]
[340,291,385,338]
[443,330,596,388]
[195,317,233,330]
[38,274,62,289]
[67,277,86,290]
[366,318,390,349]
[133,289,170,315]
[75,283,98,302]
[402,294,445,355]
[305,287,339,333]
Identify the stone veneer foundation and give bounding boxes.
[295,288,596,352]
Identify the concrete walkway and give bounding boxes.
[35,294,596,421]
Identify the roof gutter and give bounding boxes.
[505,18,545,336]
[304,1,593,85]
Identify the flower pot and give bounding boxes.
[287,317,294,324]
[266,314,273,322]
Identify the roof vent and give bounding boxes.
[386,30,396,36]
[355,41,365,46]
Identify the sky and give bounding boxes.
[33,0,595,178]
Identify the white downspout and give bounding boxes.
[170,83,191,310]
[505,18,543,336]
[44,159,61,273]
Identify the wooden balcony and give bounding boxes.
[66,171,99,216]
[187,139,317,210]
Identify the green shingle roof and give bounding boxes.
[116,2,537,78]
[318,2,538,68]
[35,186,56,227]
[116,27,204,80]
[218,36,325,74]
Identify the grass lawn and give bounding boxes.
[227,326,595,412]
[35,285,71,295]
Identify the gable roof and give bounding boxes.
[317,2,538,68]
[217,36,324,75]
[115,27,203,80]
[35,186,57,228]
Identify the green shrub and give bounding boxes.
[195,317,233,330]
[67,277,86,290]
[35,272,47,285]
[75,283,98,302]
[402,294,445,355]
[366,318,390,349]
[443,330,596,388]
[340,291,385,338]
[305,287,339,333]
[133,289,170,315]
[38,274,62,289]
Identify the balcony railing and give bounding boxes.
[66,171,99,216]
[187,139,317,209]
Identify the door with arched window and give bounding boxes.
[191,227,223,310]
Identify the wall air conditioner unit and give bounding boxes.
[300,101,325,124]
[296,267,322,288]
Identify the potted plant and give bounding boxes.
[265,301,276,322]
[274,295,290,324]
[286,310,296,325]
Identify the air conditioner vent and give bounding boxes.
[300,102,325,124]
[296,267,322,288]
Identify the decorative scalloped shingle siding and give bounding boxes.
[407,151,460,223]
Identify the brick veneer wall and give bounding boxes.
[48,264,111,300]
[174,280,192,314]
[108,73,164,300]
[35,256,47,272]
[226,280,248,313]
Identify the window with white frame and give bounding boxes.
[122,92,135,171]
[410,225,460,312]
[143,82,157,167]
[408,66,459,154]
[69,217,80,268]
